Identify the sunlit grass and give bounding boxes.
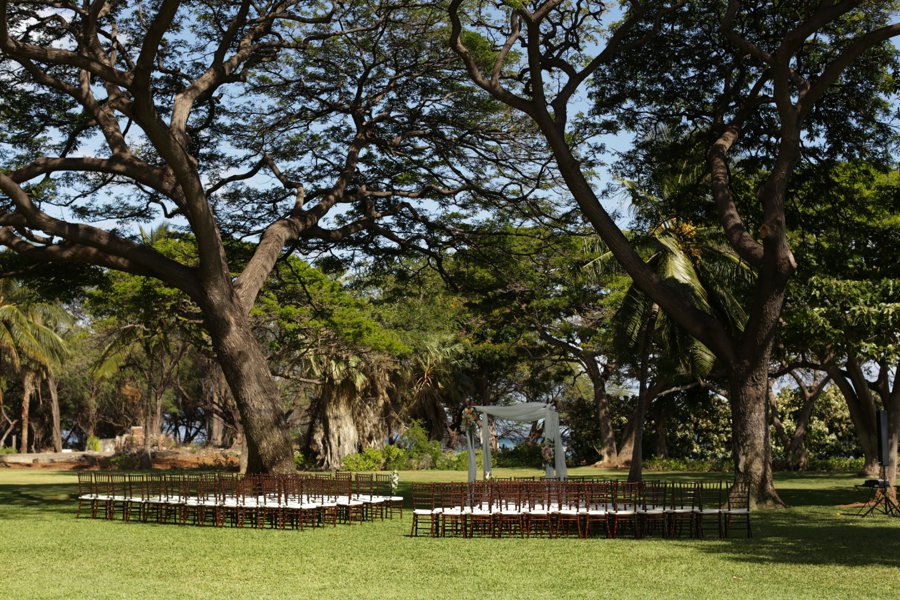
[0,468,898,599]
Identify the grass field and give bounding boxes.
[1,468,898,599]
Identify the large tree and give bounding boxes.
[0,1,524,471]
[448,0,899,505]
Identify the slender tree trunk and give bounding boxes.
[47,375,62,453]
[628,305,659,483]
[19,370,36,454]
[827,363,879,476]
[584,359,617,466]
[202,296,295,474]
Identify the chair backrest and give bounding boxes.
[77,471,93,496]
[669,481,696,510]
[697,480,723,510]
[441,482,466,510]
[494,481,521,510]
[524,482,549,509]
[586,481,612,509]
[355,473,374,497]
[411,482,434,510]
[614,481,640,511]
[374,473,391,496]
[558,481,582,510]
[642,480,667,510]
[727,479,750,510]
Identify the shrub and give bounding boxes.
[435,450,479,471]
[399,421,442,469]
[494,443,543,468]
[643,457,730,472]
[85,435,102,452]
[103,452,142,470]
[381,444,410,470]
[0,447,17,455]
[340,447,386,471]
[805,457,865,472]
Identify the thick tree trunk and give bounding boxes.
[203,298,295,474]
[617,408,636,468]
[47,376,62,453]
[307,386,359,470]
[19,370,35,454]
[654,403,669,459]
[729,359,781,507]
[584,359,617,466]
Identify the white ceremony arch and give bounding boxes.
[464,402,567,482]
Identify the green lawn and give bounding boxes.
[0,468,898,599]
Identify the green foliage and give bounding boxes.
[0,447,17,455]
[643,457,730,472]
[258,257,410,357]
[398,421,443,469]
[340,447,391,472]
[85,435,101,452]
[805,457,866,472]
[771,386,859,463]
[494,443,543,468]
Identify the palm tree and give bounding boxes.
[0,279,69,452]
[586,181,753,480]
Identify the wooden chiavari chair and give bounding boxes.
[411,481,439,537]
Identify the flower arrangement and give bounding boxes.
[461,406,480,433]
[390,470,399,495]
[541,440,555,465]
[483,471,492,481]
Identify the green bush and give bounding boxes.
[85,435,102,452]
[0,447,17,455]
[805,456,865,472]
[643,457,730,472]
[340,447,386,471]
[495,443,543,468]
[103,452,142,470]
[435,449,481,471]
[381,444,410,470]
[399,421,442,469]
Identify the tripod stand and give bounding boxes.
[859,467,899,518]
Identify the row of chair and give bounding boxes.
[76,472,403,530]
[411,479,750,539]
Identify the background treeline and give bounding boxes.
[3,160,891,475]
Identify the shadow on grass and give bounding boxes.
[700,515,900,568]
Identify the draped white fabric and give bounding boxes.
[470,402,567,482]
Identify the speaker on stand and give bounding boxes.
[861,410,899,517]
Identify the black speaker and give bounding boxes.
[876,410,889,467]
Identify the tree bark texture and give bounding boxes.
[628,304,659,482]
[203,299,295,474]
[827,363,879,476]
[654,403,669,459]
[47,375,62,453]
[729,359,780,507]
[584,358,617,466]
[19,370,35,453]
[305,376,392,470]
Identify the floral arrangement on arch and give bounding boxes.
[541,439,555,466]
[461,406,480,433]
[390,470,400,495]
